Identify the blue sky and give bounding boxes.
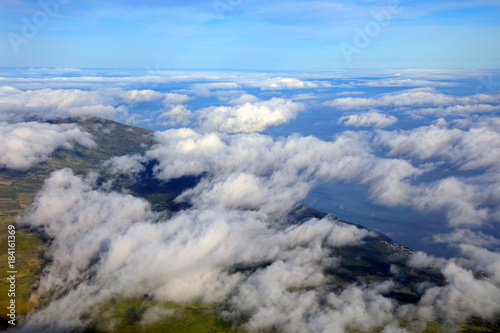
[1,0,499,69]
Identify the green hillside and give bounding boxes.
[0,118,154,328]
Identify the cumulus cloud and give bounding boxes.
[22,169,156,283]
[407,251,447,270]
[162,92,192,106]
[103,154,147,176]
[120,89,165,103]
[197,98,304,133]
[228,94,260,104]
[458,245,500,284]
[6,70,500,331]
[13,122,500,332]
[108,122,500,227]
[375,122,500,171]
[367,119,500,226]
[410,177,489,226]
[405,250,500,325]
[175,172,311,215]
[0,70,245,91]
[226,278,400,333]
[106,128,427,221]
[338,111,398,128]
[20,169,376,331]
[159,105,193,126]
[416,262,500,324]
[432,229,500,248]
[0,122,96,170]
[0,85,196,129]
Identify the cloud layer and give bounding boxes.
[0,86,119,122]
[20,169,376,331]
[20,167,500,332]
[106,122,499,227]
[325,88,500,117]
[338,111,398,128]
[4,69,500,331]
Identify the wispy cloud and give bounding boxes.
[338,111,398,128]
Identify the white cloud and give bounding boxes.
[338,111,398,128]
[20,169,375,330]
[369,119,500,226]
[406,248,500,325]
[0,70,241,90]
[175,172,311,215]
[0,122,95,170]
[227,276,399,333]
[229,94,260,104]
[197,98,304,133]
[458,245,500,284]
[0,86,120,121]
[6,70,500,331]
[121,89,165,103]
[412,104,500,116]
[324,88,500,111]
[407,251,447,270]
[159,105,193,126]
[108,129,422,216]
[432,229,500,248]
[247,77,322,90]
[417,262,500,324]
[410,177,489,227]
[103,154,147,176]
[374,122,500,171]
[162,92,192,106]
[109,124,500,227]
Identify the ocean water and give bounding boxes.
[267,107,464,256]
